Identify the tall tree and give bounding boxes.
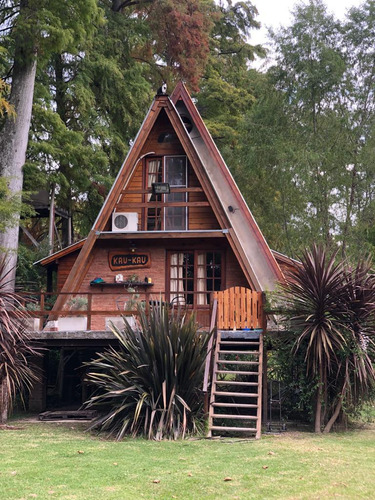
[339,0,375,255]
[237,74,307,256]
[17,0,217,249]
[197,0,264,159]
[0,0,100,284]
[268,0,346,247]
[237,0,375,259]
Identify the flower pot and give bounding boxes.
[105,316,136,331]
[58,316,87,331]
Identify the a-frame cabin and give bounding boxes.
[30,82,284,437]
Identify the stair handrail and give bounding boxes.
[203,298,218,404]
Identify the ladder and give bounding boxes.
[207,331,263,439]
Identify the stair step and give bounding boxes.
[212,414,258,420]
[217,360,259,365]
[213,391,259,397]
[215,380,259,386]
[218,350,260,355]
[207,329,263,439]
[210,426,257,432]
[215,370,259,376]
[212,402,258,408]
[219,353,260,358]
[219,341,259,346]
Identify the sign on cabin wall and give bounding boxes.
[109,252,151,271]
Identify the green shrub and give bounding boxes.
[84,305,212,440]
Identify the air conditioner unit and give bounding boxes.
[112,212,138,232]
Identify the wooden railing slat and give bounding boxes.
[213,287,263,331]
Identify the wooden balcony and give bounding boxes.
[19,287,264,334]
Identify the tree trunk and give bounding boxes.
[315,385,322,433]
[341,164,357,256]
[323,380,347,434]
[323,398,342,434]
[54,54,73,248]
[0,378,9,424]
[0,46,37,286]
[314,366,323,433]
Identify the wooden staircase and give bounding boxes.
[207,331,263,439]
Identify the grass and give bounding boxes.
[1,419,375,499]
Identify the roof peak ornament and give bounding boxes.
[156,82,167,96]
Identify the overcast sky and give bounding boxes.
[249,0,361,66]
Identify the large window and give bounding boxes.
[164,156,187,230]
[146,158,162,230]
[146,156,187,231]
[168,251,222,306]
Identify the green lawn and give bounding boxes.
[1,420,374,499]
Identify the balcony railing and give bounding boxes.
[18,290,213,332]
[19,287,264,333]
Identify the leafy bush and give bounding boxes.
[267,335,316,423]
[84,305,212,440]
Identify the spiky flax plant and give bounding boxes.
[84,304,212,440]
[0,257,40,424]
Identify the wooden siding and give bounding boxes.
[118,161,143,225]
[139,109,185,157]
[57,252,80,291]
[103,108,220,232]
[188,168,219,229]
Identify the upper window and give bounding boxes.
[146,158,162,230]
[164,156,187,230]
[146,156,188,231]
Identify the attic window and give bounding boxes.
[158,132,176,143]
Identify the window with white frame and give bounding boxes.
[146,156,188,231]
[168,251,222,306]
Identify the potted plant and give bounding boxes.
[24,302,40,331]
[126,273,139,284]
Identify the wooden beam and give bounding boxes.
[98,231,226,240]
[117,201,210,209]
[121,187,203,195]
[49,230,96,318]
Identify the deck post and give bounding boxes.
[262,336,268,425]
[203,299,218,416]
[39,292,45,331]
[87,293,92,330]
[261,292,268,428]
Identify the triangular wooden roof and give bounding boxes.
[50,84,283,315]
